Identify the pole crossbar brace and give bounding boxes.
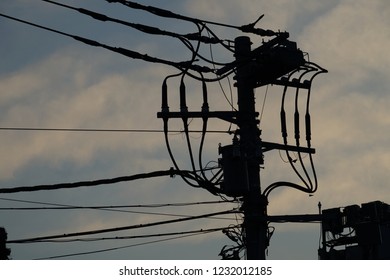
[265,214,322,223]
[157,111,238,124]
[262,141,315,154]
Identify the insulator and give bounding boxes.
[294,111,300,141]
[161,80,169,112]
[201,80,209,113]
[280,109,288,140]
[180,80,188,112]
[305,113,311,143]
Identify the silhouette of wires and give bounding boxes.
[7,208,240,244]
[106,0,276,37]
[10,225,240,244]
[0,197,239,221]
[263,63,327,198]
[1,0,280,83]
[0,126,231,134]
[0,197,235,210]
[33,229,229,260]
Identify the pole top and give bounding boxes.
[234,36,252,56]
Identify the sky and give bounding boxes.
[1,0,390,260]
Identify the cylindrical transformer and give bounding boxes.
[219,144,249,197]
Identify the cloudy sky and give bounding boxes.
[1,0,390,260]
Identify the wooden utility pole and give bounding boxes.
[159,33,321,260]
[234,36,268,260]
[0,227,11,260]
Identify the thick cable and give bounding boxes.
[161,74,203,189]
[303,63,328,193]
[106,0,276,37]
[0,127,231,134]
[12,226,238,243]
[42,0,218,44]
[8,208,238,243]
[0,197,234,209]
[280,68,311,190]
[33,230,222,259]
[294,67,317,192]
[0,169,199,194]
[0,13,211,73]
[197,74,212,182]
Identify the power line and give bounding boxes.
[0,197,236,209]
[0,169,219,194]
[0,13,212,73]
[7,209,239,244]
[12,226,238,243]
[0,197,239,221]
[33,230,222,260]
[41,0,219,45]
[106,0,276,36]
[0,127,231,134]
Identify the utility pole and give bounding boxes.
[158,29,324,260]
[234,36,267,260]
[0,227,11,260]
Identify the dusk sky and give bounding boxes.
[1,0,390,260]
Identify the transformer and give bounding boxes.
[219,144,249,197]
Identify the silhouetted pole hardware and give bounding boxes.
[0,227,11,260]
[158,33,325,259]
[319,201,390,259]
[0,2,327,259]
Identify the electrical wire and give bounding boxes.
[0,197,235,209]
[294,67,317,191]
[264,63,327,197]
[198,75,211,182]
[7,208,239,243]
[279,68,312,191]
[0,169,216,194]
[106,0,276,37]
[12,225,238,243]
[0,127,231,134]
[0,198,238,221]
[42,0,240,82]
[161,75,207,190]
[33,230,222,260]
[207,29,236,112]
[0,13,212,74]
[259,85,269,123]
[41,0,235,83]
[304,62,328,193]
[42,0,219,45]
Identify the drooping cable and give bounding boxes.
[198,75,211,182]
[12,225,238,243]
[106,0,276,37]
[280,68,311,190]
[161,74,202,189]
[42,0,219,45]
[0,169,206,194]
[303,63,328,193]
[0,13,212,74]
[0,197,235,209]
[265,63,327,197]
[7,208,239,243]
[263,181,313,198]
[33,230,224,260]
[180,76,197,174]
[0,127,231,134]
[293,67,317,192]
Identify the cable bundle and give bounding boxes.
[263,62,327,198]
